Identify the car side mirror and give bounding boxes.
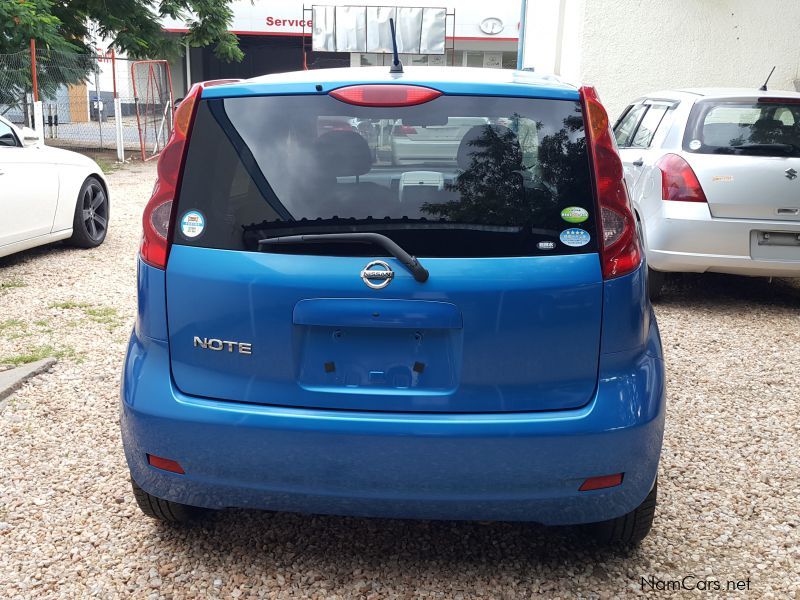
[20,126,40,146]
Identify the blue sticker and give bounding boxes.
[180,211,205,238]
[559,228,591,247]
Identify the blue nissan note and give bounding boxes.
[121,66,666,545]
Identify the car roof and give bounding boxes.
[678,87,800,99]
[200,66,580,101]
[631,87,800,103]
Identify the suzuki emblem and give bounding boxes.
[786,168,798,180]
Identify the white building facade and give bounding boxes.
[522,0,800,119]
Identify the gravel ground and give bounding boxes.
[1,160,799,598]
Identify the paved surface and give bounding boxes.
[0,160,799,598]
[0,358,57,404]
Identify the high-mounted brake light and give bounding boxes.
[757,97,800,104]
[657,154,707,203]
[580,86,642,280]
[330,85,441,107]
[140,83,203,269]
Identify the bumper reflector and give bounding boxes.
[147,454,185,474]
[579,473,623,491]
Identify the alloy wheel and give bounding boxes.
[81,182,108,242]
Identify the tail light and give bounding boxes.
[392,124,418,136]
[139,83,202,269]
[657,153,707,203]
[330,84,441,107]
[580,86,642,280]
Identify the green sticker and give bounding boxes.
[561,206,589,223]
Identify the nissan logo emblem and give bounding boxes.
[361,260,394,289]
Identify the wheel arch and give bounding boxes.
[87,172,110,204]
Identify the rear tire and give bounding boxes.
[68,176,109,248]
[648,267,666,302]
[130,478,206,523]
[585,480,657,546]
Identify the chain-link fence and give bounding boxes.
[0,50,36,127]
[0,47,174,159]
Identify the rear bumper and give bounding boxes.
[121,324,665,526]
[645,201,800,277]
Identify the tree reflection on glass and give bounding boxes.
[724,106,800,152]
[421,106,590,231]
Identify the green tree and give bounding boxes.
[1,0,241,110]
[1,0,87,111]
[421,123,543,226]
[421,110,590,231]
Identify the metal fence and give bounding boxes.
[0,47,174,160]
[0,50,34,127]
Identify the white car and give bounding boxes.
[391,117,490,165]
[613,88,800,298]
[0,116,109,259]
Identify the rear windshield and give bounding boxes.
[684,99,800,157]
[174,93,597,257]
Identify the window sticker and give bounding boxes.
[560,228,591,247]
[537,241,556,250]
[689,139,702,150]
[560,206,589,224]
[180,211,205,238]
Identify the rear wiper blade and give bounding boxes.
[259,232,429,283]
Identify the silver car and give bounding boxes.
[614,88,800,298]
[391,117,489,165]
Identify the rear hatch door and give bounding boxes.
[166,88,603,413]
[684,97,800,221]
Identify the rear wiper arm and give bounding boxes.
[259,232,429,283]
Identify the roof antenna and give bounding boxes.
[389,17,403,74]
[760,66,776,91]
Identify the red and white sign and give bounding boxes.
[264,16,312,32]
[162,0,519,41]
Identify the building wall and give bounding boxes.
[522,0,800,120]
[578,0,800,119]
[165,0,521,90]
